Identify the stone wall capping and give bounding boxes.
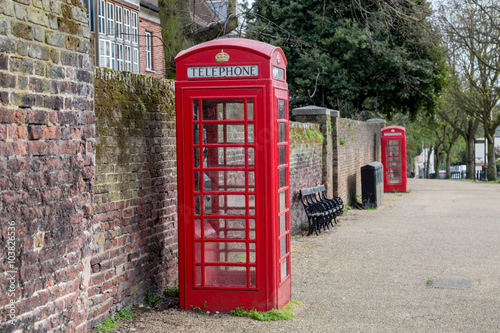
[292,105,340,117]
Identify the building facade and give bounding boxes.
[83,0,227,78]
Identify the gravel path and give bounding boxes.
[106,179,500,332]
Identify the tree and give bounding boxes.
[158,0,238,78]
[437,0,500,180]
[438,80,480,179]
[244,0,447,119]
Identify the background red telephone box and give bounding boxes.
[175,39,291,312]
[381,126,407,192]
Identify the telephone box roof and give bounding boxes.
[175,38,287,64]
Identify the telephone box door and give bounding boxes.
[179,88,267,311]
[381,126,407,192]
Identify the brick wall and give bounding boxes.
[139,17,166,79]
[90,68,177,328]
[333,118,383,205]
[0,0,94,331]
[289,122,323,234]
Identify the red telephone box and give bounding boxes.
[381,125,407,192]
[175,39,291,312]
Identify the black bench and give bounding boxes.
[300,185,344,235]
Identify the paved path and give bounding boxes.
[136,179,500,332]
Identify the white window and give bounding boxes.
[133,47,139,73]
[105,40,111,68]
[116,5,123,39]
[98,0,106,34]
[124,9,130,41]
[110,41,115,69]
[117,44,123,71]
[107,2,114,36]
[99,39,105,66]
[145,31,152,70]
[132,11,138,43]
[125,45,131,71]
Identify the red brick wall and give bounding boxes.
[89,68,177,328]
[333,118,383,205]
[139,17,166,78]
[289,122,324,234]
[0,0,95,331]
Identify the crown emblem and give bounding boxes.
[277,54,281,64]
[215,50,230,63]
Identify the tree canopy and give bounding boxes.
[244,0,447,119]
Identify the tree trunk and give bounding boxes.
[487,135,497,181]
[426,148,432,179]
[445,151,452,179]
[465,135,475,179]
[434,149,442,179]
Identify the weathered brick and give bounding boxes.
[0,37,17,53]
[10,56,34,74]
[0,21,8,36]
[14,3,28,21]
[0,72,16,88]
[12,22,33,40]
[28,44,50,60]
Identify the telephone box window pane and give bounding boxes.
[205,266,246,287]
[203,124,245,144]
[248,124,254,144]
[279,123,285,142]
[279,168,287,188]
[279,190,287,212]
[195,266,202,286]
[202,100,244,120]
[280,236,286,258]
[278,99,285,119]
[388,146,399,151]
[194,171,200,191]
[280,213,286,234]
[388,151,399,157]
[389,168,400,173]
[279,146,286,165]
[194,219,201,239]
[249,243,256,263]
[204,242,246,263]
[389,157,399,162]
[248,148,254,167]
[249,195,255,215]
[204,147,245,168]
[203,170,246,192]
[194,148,200,168]
[193,124,200,144]
[388,140,399,145]
[193,100,199,120]
[249,219,255,239]
[204,218,246,239]
[195,242,201,262]
[247,99,254,120]
[281,259,287,281]
[195,195,201,215]
[388,162,399,167]
[250,267,256,288]
[206,194,246,216]
[389,179,401,184]
[248,171,255,191]
[389,173,401,179]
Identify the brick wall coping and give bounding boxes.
[366,118,387,124]
[292,105,340,117]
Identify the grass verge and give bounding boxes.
[230,300,301,321]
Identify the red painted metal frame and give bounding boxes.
[175,39,290,312]
[381,125,407,192]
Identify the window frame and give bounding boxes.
[133,47,139,73]
[145,31,152,70]
[132,11,138,44]
[107,2,114,37]
[98,0,106,35]
[124,8,130,42]
[116,5,123,40]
